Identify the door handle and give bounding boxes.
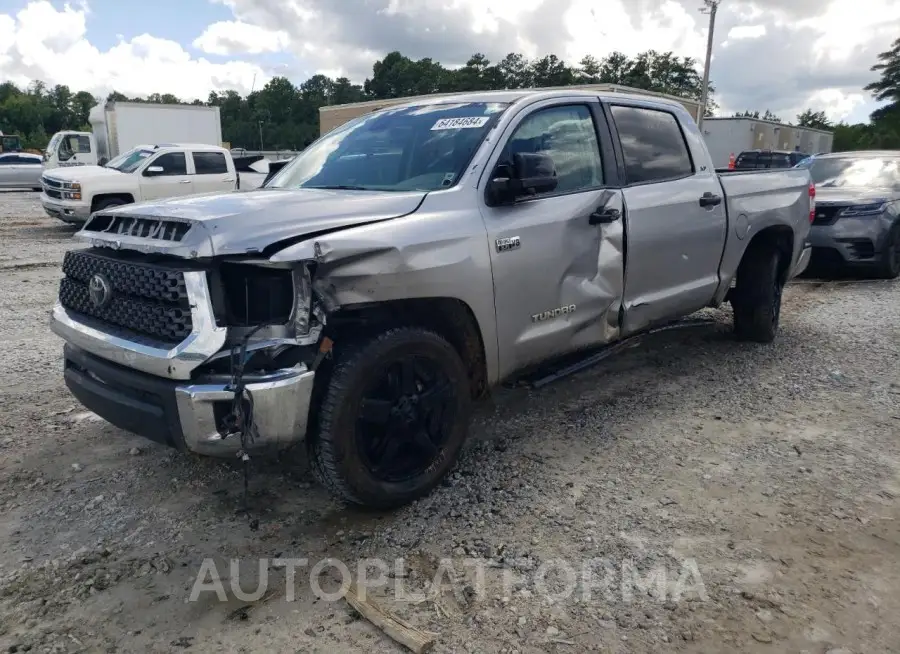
[589,207,620,225]
[179,180,191,184]
[699,192,722,207]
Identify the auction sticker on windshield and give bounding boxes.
[431,116,490,130]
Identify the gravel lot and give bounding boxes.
[1,189,899,654]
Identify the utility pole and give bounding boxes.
[698,0,720,131]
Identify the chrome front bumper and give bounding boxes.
[52,268,314,456]
[175,368,316,456]
[41,196,92,223]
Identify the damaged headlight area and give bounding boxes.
[202,260,327,375]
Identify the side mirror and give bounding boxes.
[513,152,558,195]
[144,165,164,176]
[487,153,558,205]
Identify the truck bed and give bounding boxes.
[714,167,812,302]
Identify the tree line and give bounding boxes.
[1,41,899,152]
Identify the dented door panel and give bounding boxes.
[482,189,625,378]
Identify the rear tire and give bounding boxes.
[307,327,472,509]
[732,245,784,343]
[876,223,900,280]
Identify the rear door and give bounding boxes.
[190,151,235,194]
[606,102,727,334]
[479,97,625,378]
[139,151,191,201]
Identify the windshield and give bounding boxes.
[268,101,509,192]
[106,147,154,173]
[46,132,62,155]
[806,156,900,190]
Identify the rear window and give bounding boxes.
[192,151,228,174]
[610,105,694,184]
[735,152,757,167]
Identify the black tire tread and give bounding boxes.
[876,223,900,280]
[307,326,471,508]
[732,245,782,343]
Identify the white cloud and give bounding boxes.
[193,20,290,56]
[0,1,269,100]
[1,0,897,125]
[725,24,766,41]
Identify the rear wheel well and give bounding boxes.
[740,226,794,284]
[324,298,489,400]
[91,193,134,212]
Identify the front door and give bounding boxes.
[479,99,625,380]
[139,151,192,201]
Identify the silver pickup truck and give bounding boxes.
[50,89,814,508]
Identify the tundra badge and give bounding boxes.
[495,236,521,252]
[532,305,576,322]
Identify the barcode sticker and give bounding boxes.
[431,116,490,130]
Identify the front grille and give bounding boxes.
[82,214,192,242]
[59,250,194,343]
[42,176,63,190]
[812,205,843,226]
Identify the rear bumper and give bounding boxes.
[808,215,893,265]
[791,242,812,278]
[63,344,315,457]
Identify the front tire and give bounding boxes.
[94,198,127,212]
[308,327,472,509]
[876,223,900,280]
[732,246,784,343]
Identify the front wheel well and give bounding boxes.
[91,193,135,212]
[324,297,489,400]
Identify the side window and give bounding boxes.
[150,152,187,175]
[0,155,12,165]
[610,105,694,184]
[500,104,603,194]
[192,152,228,175]
[75,135,91,153]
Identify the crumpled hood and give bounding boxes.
[815,186,900,206]
[76,187,427,258]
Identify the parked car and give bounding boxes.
[0,152,43,190]
[733,149,810,170]
[39,143,238,224]
[796,150,900,278]
[50,88,814,508]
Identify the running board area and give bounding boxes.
[506,318,718,390]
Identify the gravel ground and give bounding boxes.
[1,190,899,654]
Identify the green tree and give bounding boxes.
[796,109,832,130]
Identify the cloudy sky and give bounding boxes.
[1,0,897,124]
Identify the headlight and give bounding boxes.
[62,181,81,191]
[292,264,312,337]
[839,201,887,217]
[62,190,82,200]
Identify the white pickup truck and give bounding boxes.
[39,143,260,224]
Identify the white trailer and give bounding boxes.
[43,102,223,169]
[701,117,834,169]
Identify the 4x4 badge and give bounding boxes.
[495,236,521,252]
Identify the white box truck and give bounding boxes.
[701,117,834,169]
[43,102,223,169]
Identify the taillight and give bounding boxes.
[808,182,816,223]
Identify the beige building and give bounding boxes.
[319,84,702,135]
